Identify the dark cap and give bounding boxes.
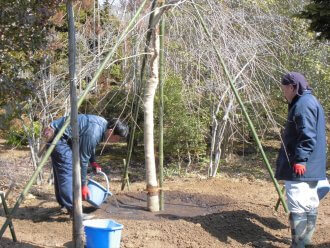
[281,72,310,95]
[107,118,129,138]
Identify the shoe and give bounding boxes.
[66,209,94,220]
[69,212,94,220]
[62,207,69,213]
[82,213,94,221]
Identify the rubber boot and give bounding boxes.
[289,212,307,248]
[303,209,317,246]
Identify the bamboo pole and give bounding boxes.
[123,159,130,191]
[192,3,289,213]
[158,7,165,211]
[0,193,16,242]
[122,0,158,191]
[0,0,149,239]
[275,186,286,211]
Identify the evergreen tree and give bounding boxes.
[298,0,330,40]
[0,0,63,104]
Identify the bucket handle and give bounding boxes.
[90,171,112,196]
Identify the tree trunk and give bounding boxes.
[66,1,84,247]
[21,99,43,185]
[144,3,161,212]
[158,6,165,211]
[122,0,157,191]
[209,99,233,177]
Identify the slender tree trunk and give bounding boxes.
[158,6,165,211]
[20,98,43,184]
[208,103,218,177]
[210,99,233,177]
[144,3,161,212]
[209,93,227,177]
[67,1,84,246]
[21,116,43,185]
[97,0,100,93]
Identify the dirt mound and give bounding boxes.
[0,177,329,247]
[0,140,329,247]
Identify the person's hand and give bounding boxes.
[82,185,90,200]
[293,163,306,176]
[91,162,102,173]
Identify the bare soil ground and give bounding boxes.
[0,140,329,248]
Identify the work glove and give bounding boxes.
[82,185,90,200]
[90,162,102,173]
[293,163,306,176]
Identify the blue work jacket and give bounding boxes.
[50,114,108,184]
[275,90,327,181]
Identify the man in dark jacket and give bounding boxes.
[276,72,328,247]
[45,114,128,215]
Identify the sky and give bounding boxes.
[99,0,121,7]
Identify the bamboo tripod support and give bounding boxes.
[192,3,289,213]
[0,192,17,242]
[0,0,148,240]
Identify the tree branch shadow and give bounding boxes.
[0,237,43,247]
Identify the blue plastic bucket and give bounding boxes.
[84,219,123,248]
[87,171,112,208]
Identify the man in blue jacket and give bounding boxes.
[44,114,128,215]
[276,72,328,247]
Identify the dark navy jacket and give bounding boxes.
[276,90,327,181]
[50,114,108,184]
